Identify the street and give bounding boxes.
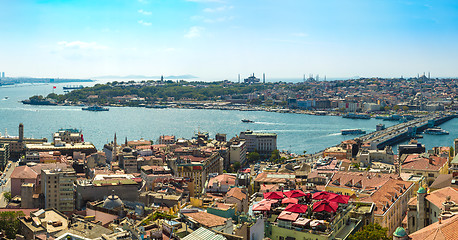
[0,161,17,207]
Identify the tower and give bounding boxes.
[263,73,265,84]
[238,74,240,83]
[161,75,164,82]
[416,187,427,230]
[19,123,24,142]
[113,133,117,162]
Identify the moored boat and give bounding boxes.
[82,105,109,111]
[341,129,366,135]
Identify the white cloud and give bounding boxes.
[57,41,108,50]
[203,5,233,13]
[185,26,204,38]
[292,32,308,37]
[138,20,152,26]
[138,9,152,15]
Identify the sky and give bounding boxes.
[1,0,458,81]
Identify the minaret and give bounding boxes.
[113,133,117,162]
[125,137,128,146]
[19,123,24,142]
[238,74,240,83]
[263,73,265,84]
[416,187,427,230]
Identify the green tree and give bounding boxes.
[348,223,390,240]
[393,105,400,111]
[0,211,24,239]
[402,106,409,111]
[247,152,260,163]
[384,106,391,111]
[232,162,241,172]
[450,146,454,158]
[3,192,11,202]
[270,149,280,162]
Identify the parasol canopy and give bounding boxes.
[285,203,308,213]
[282,198,299,204]
[328,194,351,204]
[252,202,271,211]
[263,191,284,199]
[312,191,337,200]
[312,200,339,213]
[284,189,307,198]
[277,211,299,222]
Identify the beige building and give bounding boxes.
[360,178,414,235]
[357,147,394,167]
[400,153,449,186]
[171,152,223,196]
[42,168,76,212]
[229,141,247,165]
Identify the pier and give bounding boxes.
[357,114,456,150]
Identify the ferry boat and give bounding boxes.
[241,119,254,123]
[82,105,109,111]
[342,113,371,119]
[424,127,449,135]
[341,129,366,135]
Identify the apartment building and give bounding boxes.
[42,168,76,212]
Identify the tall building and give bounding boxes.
[42,168,76,212]
[239,130,277,156]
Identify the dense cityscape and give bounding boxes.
[0,74,458,239]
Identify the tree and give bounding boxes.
[270,149,280,162]
[247,152,260,163]
[232,162,241,172]
[3,192,11,202]
[0,211,24,239]
[348,223,390,240]
[402,106,409,111]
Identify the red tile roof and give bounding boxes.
[426,187,458,208]
[402,154,448,171]
[409,214,458,240]
[10,166,38,179]
[183,212,228,228]
[360,178,413,215]
[208,174,236,187]
[226,187,247,201]
[327,172,399,193]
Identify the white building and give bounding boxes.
[240,130,277,156]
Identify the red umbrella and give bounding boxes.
[282,198,299,204]
[312,191,337,200]
[263,191,284,199]
[253,202,271,211]
[312,200,339,213]
[328,194,351,204]
[285,203,308,213]
[260,199,278,204]
[284,190,306,198]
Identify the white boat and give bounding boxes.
[424,127,449,135]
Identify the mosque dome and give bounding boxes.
[103,194,123,210]
[393,227,407,237]
[417,187,427,194]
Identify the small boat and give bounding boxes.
[241,119,254,123]
[82,105,109,111]
[341,129,366,135]
[424,127,449,135]
[63,85,84,90]
[2,96,8,100]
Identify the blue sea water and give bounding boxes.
[0,82,456,155]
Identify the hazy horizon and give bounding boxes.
[1,0,458,80]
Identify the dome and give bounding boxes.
[417,187,427,194]
[393,227,407,237]
[122,147,132,153]
[103,194,123,210]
